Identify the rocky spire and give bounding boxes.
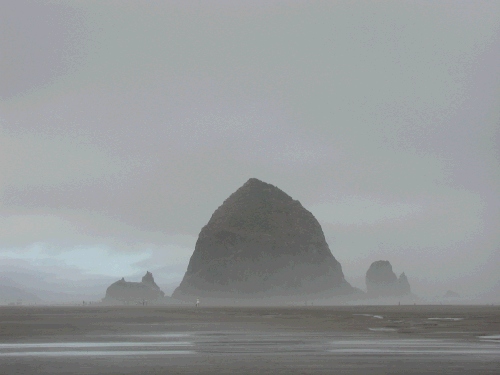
[366,260,411,297]
[104,271,164,303]
[398,272,411,295]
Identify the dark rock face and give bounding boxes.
[172,178,354,300]
[104,271,164,304]
[366,260,411,297]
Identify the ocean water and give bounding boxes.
[1,331,499,357]
[1,331,499,374]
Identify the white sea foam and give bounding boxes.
[328,339,500,355]
[427,318,463,321]
[0,350,194,357]
[368,328,396,332]
[478,335,500,342]
[353,314,384,319]
[104,333,191,339]
[0,341,192,349]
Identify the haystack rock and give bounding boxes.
[365,260,411,297]
[172,178,355,301]
[103,271,165,304]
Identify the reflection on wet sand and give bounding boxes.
[1,350,195,356]
[1,331,499,357]
[0,306,499,374]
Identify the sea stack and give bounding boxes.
[365,260,411,297]
[103,271,165,304]
[172,178,354,301]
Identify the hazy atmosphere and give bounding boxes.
[1,0,499,302]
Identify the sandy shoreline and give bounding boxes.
[1,305,499,374]
[1,305,499,338]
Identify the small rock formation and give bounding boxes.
[366,260,411,297]
[172,178,355,301]
[141,271,162,292]
[444,290,460,298]
[103,271,165,304]
[398,272,411,295]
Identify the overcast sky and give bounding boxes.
[1,0,499,299]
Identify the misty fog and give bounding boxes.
[1,1,499,305]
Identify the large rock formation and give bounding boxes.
[103,271,164,304]
[365,260,411,297]
[172,178,355,301]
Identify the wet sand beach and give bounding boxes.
[0,305,499,374]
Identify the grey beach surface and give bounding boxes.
[0,305,499,374]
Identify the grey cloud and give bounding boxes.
[0,0,88,99]
[0,1,499,298]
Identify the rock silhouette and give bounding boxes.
[104,271,164,304]
[365,260,411,297]
[172,178,354,300]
